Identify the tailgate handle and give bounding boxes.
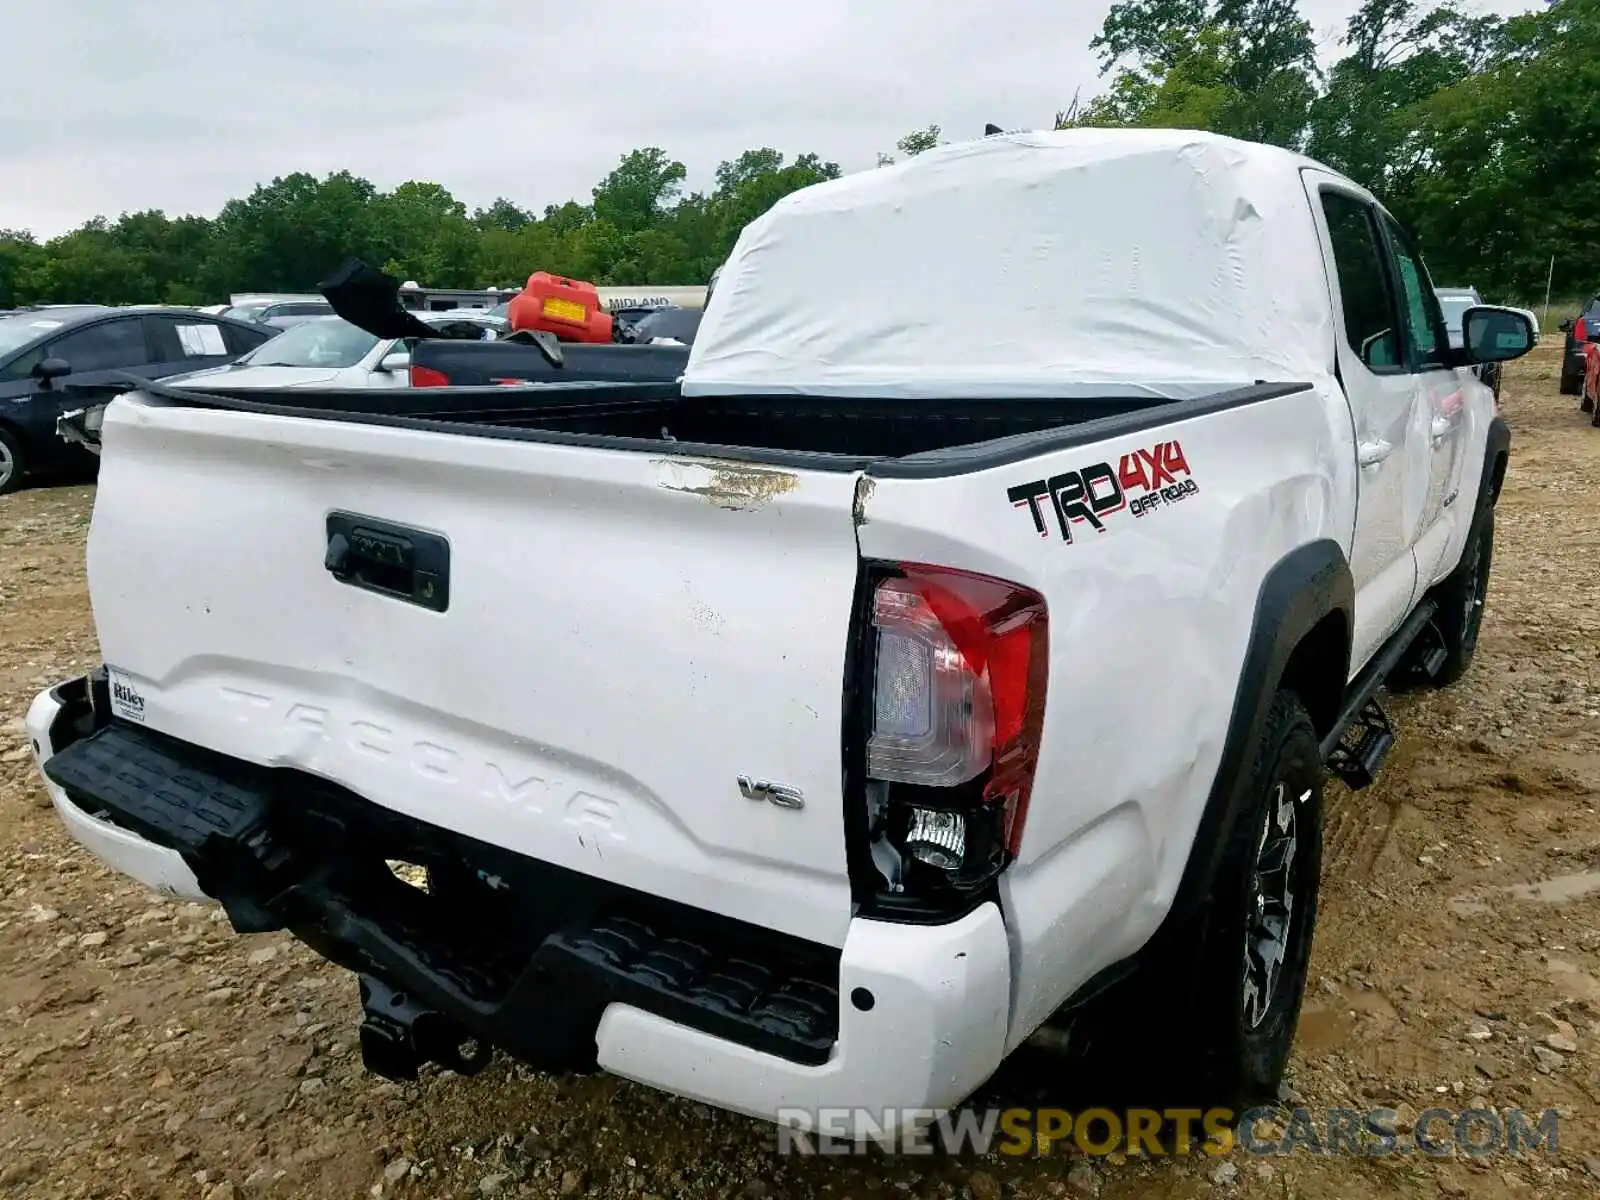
[325,512,450,613]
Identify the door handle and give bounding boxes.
[1357,439,1393,469]
[1430,415,1454,444]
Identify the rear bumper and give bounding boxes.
[26,681,205,899]
[28,678,1012,1135]
[596,902,1010,1131]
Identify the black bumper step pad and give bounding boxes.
[41,720,839,1068]
[541,917,837,1064]
[43,721,274,857]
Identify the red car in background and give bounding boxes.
[1559,294,1600,424]
[1585,345,1600,425]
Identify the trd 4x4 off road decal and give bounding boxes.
[1007,440,1198,543]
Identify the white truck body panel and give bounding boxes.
[88,399,861,947]
[859,386,1359,1044]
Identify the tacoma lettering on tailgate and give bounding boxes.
[1006,440,1198,543]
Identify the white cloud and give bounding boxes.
[0,0,1539,238]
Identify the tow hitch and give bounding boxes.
[357,974,494,1081]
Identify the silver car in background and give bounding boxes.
[219,298,336,331]
[165,310,505,390]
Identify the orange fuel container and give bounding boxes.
[507,272,614,343]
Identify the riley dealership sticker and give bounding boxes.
[1007,439,1198,544]
[107,668,148,723]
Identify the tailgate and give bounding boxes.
[87,396,862,947]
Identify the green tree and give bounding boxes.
[473,197,533,233]
[591,148,687,235]
[708,148,841,257]
[200,170,382,295]
[876,125,942,167]
[1398,0,1600,295]
[1084,0,1317,146]
[369,181,482,286]
[0,231,42,308]
[1308,1,1503,196]
[18,219,155,305]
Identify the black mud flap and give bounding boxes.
[42,721,840,1077]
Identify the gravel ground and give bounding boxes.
[2,345,1599,1199]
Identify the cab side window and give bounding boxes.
[1320,192,1402,373]
[1380,214,1449,371]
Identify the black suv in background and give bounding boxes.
[1558,294,1600,397]
[0,306,273,493]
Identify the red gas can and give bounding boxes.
[507,272,613,343]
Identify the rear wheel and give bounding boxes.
[1188,691,1323,1109]
[1429,505,1494,687]
[1051,691,1324,1115]
[0,427,25,496]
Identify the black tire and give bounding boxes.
[0,426,25,496]
[1560,357,1583,396]
[1183,691,1323,1109]
[1429,506,1494,687]
[1042,692,1324,1117]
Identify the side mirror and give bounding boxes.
[1559,318,1573,333]
[33,357,72,382]
[377,349,411,374]
[1461,305,1535,365]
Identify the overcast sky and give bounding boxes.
[0,0,1539,239]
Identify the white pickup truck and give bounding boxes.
[27,130,1533,1136]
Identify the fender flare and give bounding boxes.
[1480,415,1510,509]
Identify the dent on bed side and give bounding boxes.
[653,457,800,511]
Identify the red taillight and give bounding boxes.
[410,365,450,388]
[1576,317,1589,343]
[865,563,1048,878]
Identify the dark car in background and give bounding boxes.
[0,306,274,493]
[1559,293,1600,400]
[611,303,703,345]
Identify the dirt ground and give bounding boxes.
[2,346,1599,1200]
